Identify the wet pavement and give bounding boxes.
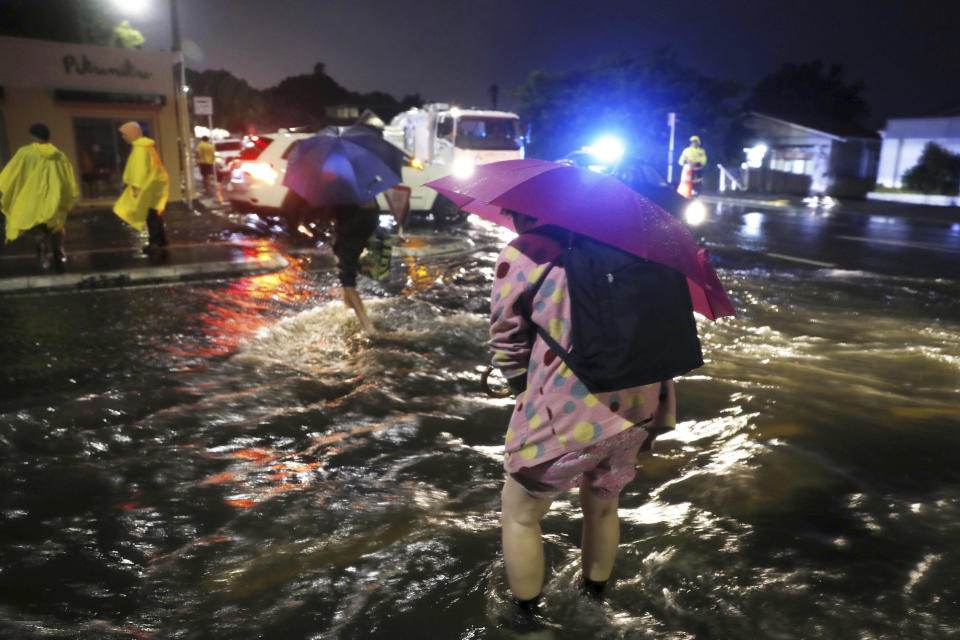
[0,198,297,294]
[1,194,958,639]
[0,198,472,294]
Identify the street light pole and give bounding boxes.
[667,112,676,184]
[169,0,194,209]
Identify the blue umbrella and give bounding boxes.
[282,125,406,206]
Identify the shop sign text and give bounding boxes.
[62,54,152,80]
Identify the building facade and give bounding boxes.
[0,35,182,204]
[742,112,881,198]
[875,114,960,188]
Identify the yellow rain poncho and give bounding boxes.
[0,143,79,242]
[679,143,707,168]
[113,137,169,230]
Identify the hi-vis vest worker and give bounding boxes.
[0,124,78,243]
[679,136,707,169]
[113,122,169,231]
[196,139,215,166]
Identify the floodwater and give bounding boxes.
[1,215,959,639]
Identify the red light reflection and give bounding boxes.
[162,248,319,358]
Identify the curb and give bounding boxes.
[392,236,473,258]
[0,248,289,294]
[699,194,794,208]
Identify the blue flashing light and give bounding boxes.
[586,136,625,165]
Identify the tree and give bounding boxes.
[111,20,144,49]
[745,60,870,124]
[185,68,267,133]
[262,63,354,130]
[0,0,116,46]
[261,62,418,130]
[902,142,960,195]
[513,49,743,167]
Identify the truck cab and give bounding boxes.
[381,103,524,221]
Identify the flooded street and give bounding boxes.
[2,207,959,639]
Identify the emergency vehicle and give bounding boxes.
[381,103,524,222]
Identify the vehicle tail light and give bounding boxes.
[241,162,278,185]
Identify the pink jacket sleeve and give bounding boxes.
[488,234,562,382]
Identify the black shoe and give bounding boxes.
[579,576,607,601]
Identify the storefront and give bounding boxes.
[0,35,182,204]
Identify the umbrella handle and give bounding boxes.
[481,364,513,398]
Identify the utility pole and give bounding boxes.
[667,112,676,183]
[170,0,193,209]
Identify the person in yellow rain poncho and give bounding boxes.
[114,121,169,253]
[0,123,79,267]
[678,135,707,196]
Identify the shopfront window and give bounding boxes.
[73,117,154,199]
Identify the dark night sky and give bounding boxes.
[122,0,959,127]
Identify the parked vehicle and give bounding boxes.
[226,131,313,214]
[211,138,242,180]
[557,148,706,226]
[381,103,525,222]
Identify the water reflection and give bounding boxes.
[740,211,765,237]
[1,217,960,638]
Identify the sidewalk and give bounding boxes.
[701,191,960,223]
[0,197,288,294]
[0,196,476,295]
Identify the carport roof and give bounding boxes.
[746,111,881,141]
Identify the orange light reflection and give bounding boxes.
[162,251,318,358]
[201,421,391,509]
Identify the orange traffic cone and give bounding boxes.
[676,164,693,199]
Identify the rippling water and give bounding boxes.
[1,218,958,639]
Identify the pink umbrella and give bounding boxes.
[426,158,735,320]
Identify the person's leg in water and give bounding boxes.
[579,486,620,598]
[332,207,379,337]
[501,475,555,607]
[341,286,375,337]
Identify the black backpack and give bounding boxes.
[526,226,704,393]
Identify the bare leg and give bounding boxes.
[579,486,620,582]
[501,475,555,601]
[341,286,376,337]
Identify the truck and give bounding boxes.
[379,103,525,223]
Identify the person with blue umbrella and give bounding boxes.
[283,125,406,337]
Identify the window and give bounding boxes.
[436,116,453,139]
[454,117,522,150]
[73,117,154,199]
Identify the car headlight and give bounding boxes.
[452,156,475,179]
[684,200,707,226]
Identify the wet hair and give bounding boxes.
[503,208,538,230]
[29,123,50,142]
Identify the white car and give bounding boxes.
[226,131,315,214]
[213,138,243,181]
